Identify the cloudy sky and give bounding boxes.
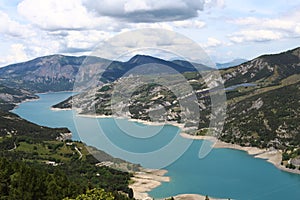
[0,0,300,67]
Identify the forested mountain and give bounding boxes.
[222,47,300,86]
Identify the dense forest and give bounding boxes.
[0,111,136,200]
[0,157,133,200]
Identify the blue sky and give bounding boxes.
[0,0,300,67]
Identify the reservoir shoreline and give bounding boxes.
[14,93,300,200]
[72,112,300,199]
[180,133,300,175]
[75,113,300,175]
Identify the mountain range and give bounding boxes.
[0,47,300,171]
[0,54,211,93]
[0,53,251,95]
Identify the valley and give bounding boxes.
[0,47,300,199]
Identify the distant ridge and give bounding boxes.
[100,54,211,83]
[216,58,248,69]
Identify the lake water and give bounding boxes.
[12,92,300,200]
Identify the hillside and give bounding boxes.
[222,47,300,87]
[0,110,139,199]
[53,47,300,170]
[0,76,140,199]
[224,82,300,146]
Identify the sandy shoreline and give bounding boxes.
[172,194,227,200]
[51,107,72,111]
[180,133,300,175]
[76,113,186,129]
[129,132,300,199]
[129,169,227,200]
[13,97,39,108]
[129,169,170,200]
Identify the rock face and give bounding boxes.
[291,157,300,166]
[222,47,300,86]
[56,132,72,141]
[0,84,37,111]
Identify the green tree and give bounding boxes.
[64,188,115,200]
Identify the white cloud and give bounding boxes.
[124,0,152,12]
[172,20,206,29]
[231,17,296,32]
[0,44,28,66]
[202,37,222,48]
[204,0,225,9]
[229,30,283,43]
[229,9,300,43]
[295,26,300,35]
[29,34,63,55]
[17,0,125,31]
[0,11,34,37]
[90,28,213,66]
[83,0,205,23]
[0,0,298,67]
[63,30,113,52]
[18,0,90,30]
[128,22,174,30]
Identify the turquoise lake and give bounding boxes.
[12,92,300,200]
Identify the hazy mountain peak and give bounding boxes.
[127,54,163,64]
[216,58,248,69]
